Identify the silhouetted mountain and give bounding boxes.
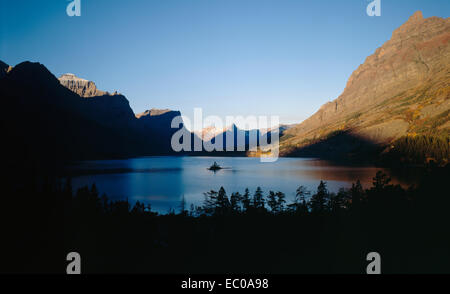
[136,108,181,130]
[58,73,184,152]
[0,60,11,78]
[281,11,449,163]
[0,60,8,70]
[136,109,183,152]
[0,61,183,163]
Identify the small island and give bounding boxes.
[207,161,222,171]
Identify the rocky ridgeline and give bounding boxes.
[281,11,450,155]
[58,73,109,97]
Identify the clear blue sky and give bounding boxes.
[1,0,449,125]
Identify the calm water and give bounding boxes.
[68,156,413,214]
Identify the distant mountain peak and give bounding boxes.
[390,11,433,40]
[136,108,180,119]
[194,125,230,141]
[408,11,424,23]
[58,73,121,98]
[59,73,88,82]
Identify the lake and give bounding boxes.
[68,156,414,214]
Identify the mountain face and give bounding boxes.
[136,109,182,129]
[136,108,183,151]
[281,11,450,160]
[57,72,186,154]
[136,108,174,118]
[57,74,181,142]
[58,73,108,97]
[0,61,183,162]
[58,73,142,131]
[136,108,182,131]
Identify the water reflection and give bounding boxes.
[68,156,416,214]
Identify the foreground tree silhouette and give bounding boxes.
[309,181,330,214]
[329,188,347,212]
[253,187,265,212]
[131,201,146,214]
[267,191,278,214]
[52,167,450,274]
[372,171,391,192]
[350,180,365,211]
[242,188,251,212]
[276,191,286,213]
[216,187,231,215]
[178,195,188,216]
[203,190,218,215]
[230,192,242,213]
[288,185,310,214]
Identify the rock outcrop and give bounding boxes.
[58,73,109,97]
